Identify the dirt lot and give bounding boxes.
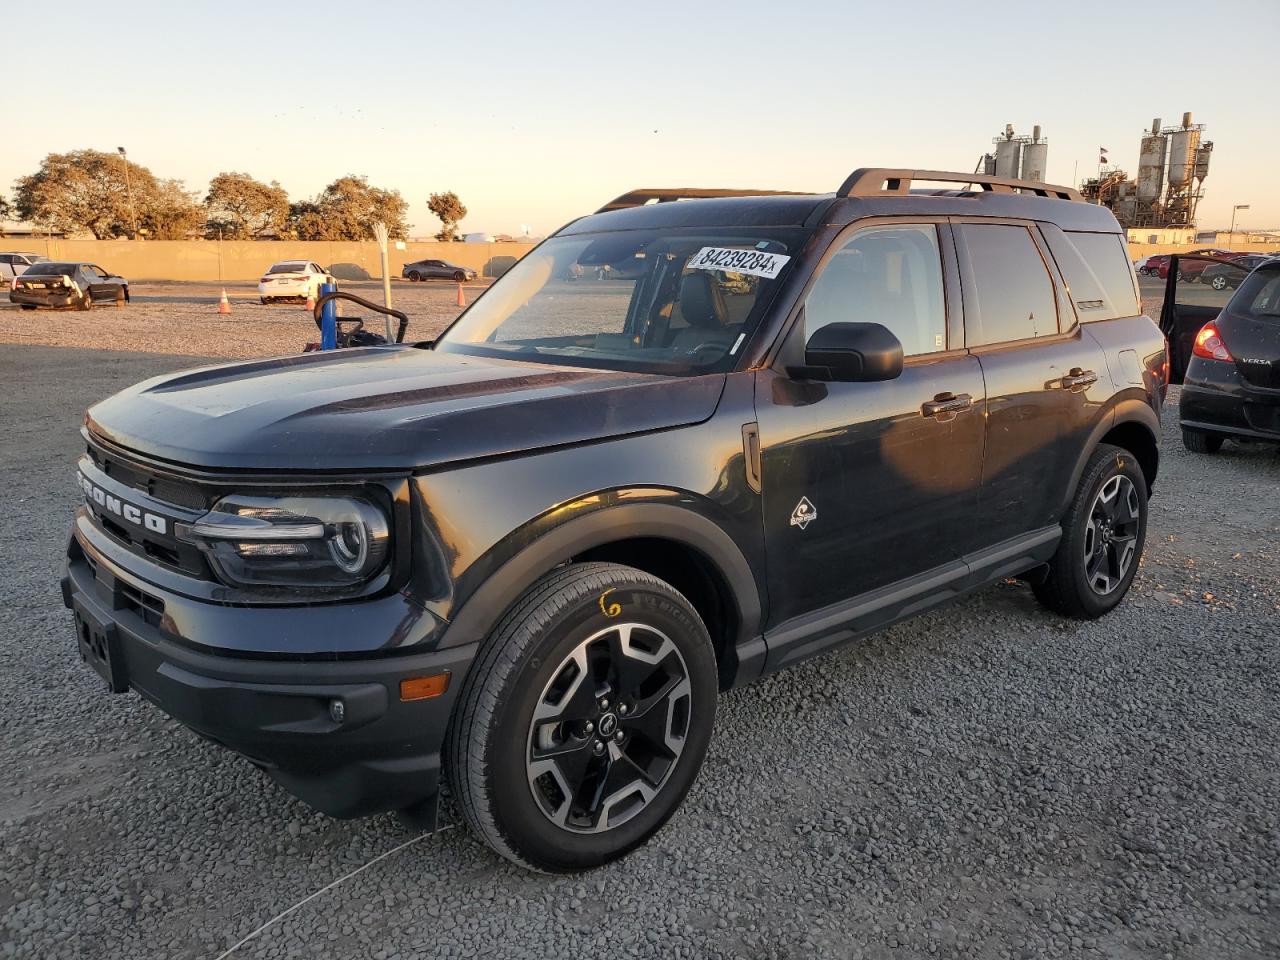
[0,279,487,359]
[1,282,1278,959]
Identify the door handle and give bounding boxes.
[1059,368,1098,393]
[921,392,973,422]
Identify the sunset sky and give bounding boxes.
[6,0,1277,237]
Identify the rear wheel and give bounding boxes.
[20,304,36,311]
[77,292,93,311]
[1032,444,1147,620]
[1182,427,1225,454]
[408,271,422,282]
[446,562,717,872]
[453,270,466,282]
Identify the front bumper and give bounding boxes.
[1180,358,1280,439]
[62,529,475,821]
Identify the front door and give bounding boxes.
[755,221,987,636]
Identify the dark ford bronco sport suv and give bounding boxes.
[63,169,1166,871]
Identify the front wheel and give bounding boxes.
[453,271,466,282]
[1032,444,1148,620]
[446,562,717,872]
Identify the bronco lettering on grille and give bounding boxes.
[78,474,168,535]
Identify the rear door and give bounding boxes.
[755,219,987,628]
[954,220,1111,543]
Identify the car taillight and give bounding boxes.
[1192,323,1233,362]
[260,277,271,283]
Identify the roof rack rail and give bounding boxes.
[597,187,807,213]
[839,168,1082,202]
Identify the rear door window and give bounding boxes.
[804,224,947,356]
[958,224,1059,345]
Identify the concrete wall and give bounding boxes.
[1126,239,1272,260]
[5,239,536,282]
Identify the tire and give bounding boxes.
[1210,275,1228,291]
[1032,444,1148,620]
[446,561,717,872]
[260,297,269,305]
[114,286,127,308]
[1176,270,1185,282]
[408,271,422,282]
[20,304,36,311]
[1182,427,1225,454]
[453,271,466,282]
[77,292,93,311]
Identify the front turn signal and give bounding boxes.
[400,673,451,701]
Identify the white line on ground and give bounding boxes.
[212,823,458,959]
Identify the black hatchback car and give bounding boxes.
[10,262,129,310]
[1175,256,1280,452]
[63,168,1166,871]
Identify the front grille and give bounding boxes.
[81,436,213,579]
[86,442,210,510]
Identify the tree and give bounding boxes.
[0,195,11,221]
[285,176,409,240]
[142,180,206,239]
[427,191,467,241]
[13,150,159,238]
[205,171,289,239]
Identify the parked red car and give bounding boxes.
[1153,249,1242,281]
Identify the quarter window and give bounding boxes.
[960,224,1059,345]
[805,224,947,356]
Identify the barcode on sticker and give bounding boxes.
[687,247,790,279]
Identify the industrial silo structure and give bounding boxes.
[1020,125,1048,182]
[993,124,1022,178]
[1137,119,1166,201]
[1167,112,1200,188]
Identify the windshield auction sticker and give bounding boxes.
[687,247,790,279]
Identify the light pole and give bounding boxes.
[117,147,138,239]
[1229,204,1250,245]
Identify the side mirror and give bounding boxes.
[796,322,904,382]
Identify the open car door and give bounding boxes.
[1160,255,1256,384]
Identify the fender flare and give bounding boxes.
[439,498,764,657]
[1060,398,1161,515]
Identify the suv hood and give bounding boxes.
[87,347,726,472]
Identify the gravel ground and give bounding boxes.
[0,279,487,359]
[1,343,1278,960]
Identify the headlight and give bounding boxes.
[178,494,390,591]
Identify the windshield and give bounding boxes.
[1227,263,1280,321]
[23,262,77,275]
[268,262,309,274]
[435,227,802,374]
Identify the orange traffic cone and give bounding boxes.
[456,282,465,307]
[305,292,315,312]
[218,290,230,314]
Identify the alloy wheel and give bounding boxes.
[526,622,692,834]
[1083,474,1140,595]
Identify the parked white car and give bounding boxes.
[1,252,51,287]
[257,260,334,304]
